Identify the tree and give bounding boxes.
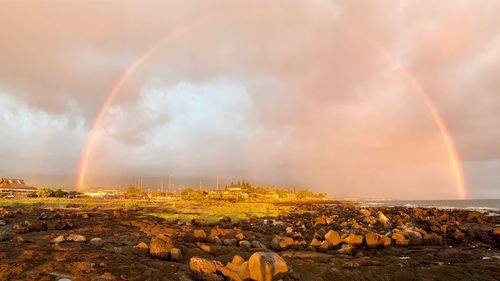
[36,188,54,198]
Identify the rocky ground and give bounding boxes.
[0,201,499,281]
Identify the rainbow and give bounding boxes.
[75,19,467,199]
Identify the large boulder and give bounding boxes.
[343,233,363,247]
[404,229,423,246]
[324,230,341,247]
[150,234,174,260]
[248,252,288,281]
[189,257,223,281]
[219,255,250,281]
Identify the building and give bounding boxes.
[0,178,37,193]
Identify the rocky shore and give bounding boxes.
[0,201,499,280]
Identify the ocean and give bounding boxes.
[357,199,500,213]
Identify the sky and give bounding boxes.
[0,0,499,199]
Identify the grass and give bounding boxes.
[0,198,291,223]
[145,201,290,223]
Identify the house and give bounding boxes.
[0,178,37,193]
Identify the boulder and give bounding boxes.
[343,234,363,247]
[171,248,183,262]
[310,238,321,247]
[66,234,87,242]
[404,229,423,246]
[51,235,65,244]
[318,241,330,252]
[491,228,500,242]
[223,238,238,246]
[365,232,381,249]
[220,256,250,281]
[313,216,327,227]
[423,233,443,246]
[90,237,104,247]
[377,211,390,225]
[235,232,245,241]
[133,242,149,257]
[248,252,288,281]
[0,231,13,242]
[55,220,74,230]
[324,230,341,247]
[239,240,252,250]
[271,235,294,251]
[189,257,223,281]
[150,234,174,260]
[251,240,266,249]
[194,229,207,242]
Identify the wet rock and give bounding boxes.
[55,220,75,230]
[194,229,207,242]
[248,252,288,281]
[171,248,183,262]
[150,234,174,260]
[222,238,238,246]
[423,233,443,246]
[12,223,29,234]
[251,240,266,249]
[404,228,423,246]
[189,257,223,281]
[133,242,149,257]
[324,230,341,247]
[66,234,87,242]
[220,255,250,281]
[90,237,104,247]
[51,235,65,244]
[271,235,294,251]
[239,240,251,250]
[0,231,13,241]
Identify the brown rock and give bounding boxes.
[423,233,443,246]
[189,257,223,281]
[171,248,182,262]
[365,232,381,249]
[248,252,288,281]
[324,230,341,247]
[66,234,87,242]
[343,233,363,247]
[377,211,390,225]
[194,229,207,242]
[220,256,250,281]
[150,234,174,260]
[310,238,321,247]
[133,242,149,257]
[271,235,294,251]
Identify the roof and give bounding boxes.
[0,178,36,191]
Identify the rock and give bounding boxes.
[219,216,231,224]
[251,240,266,249]
[55,220,74,230]
[281,251,333,263]
[310,238,321,247]
[396,239,409,247]
[51,235,65,244]
[220,256,250,281]
[0,219,7,226]
[194,229,207,242]
[423,233,443,246]
[377,211,390,225]
[171,248,182,262]
[239,240,252,250]
[313,216,327,227]
[404,229,423,246]
[359,209,371,216]
[0,231,13,241]
[189,257,223,281]
[270,235,294,250]
[318,241,330,252]
[343,233,363,247]
[150,234,174,260]
[324,230,341,247]
[338,244,356,254]
[223,238,238,246]
[12,223,29,234]
[365,232,381,249]
[133,242,149,257]
[235,232,244,241]
[66,234,87,242]
[248,252,288,281]
[191,218,208,226]
[452,231,465,241]
[90,237,104,247]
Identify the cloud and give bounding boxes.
[0,0,499,198]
